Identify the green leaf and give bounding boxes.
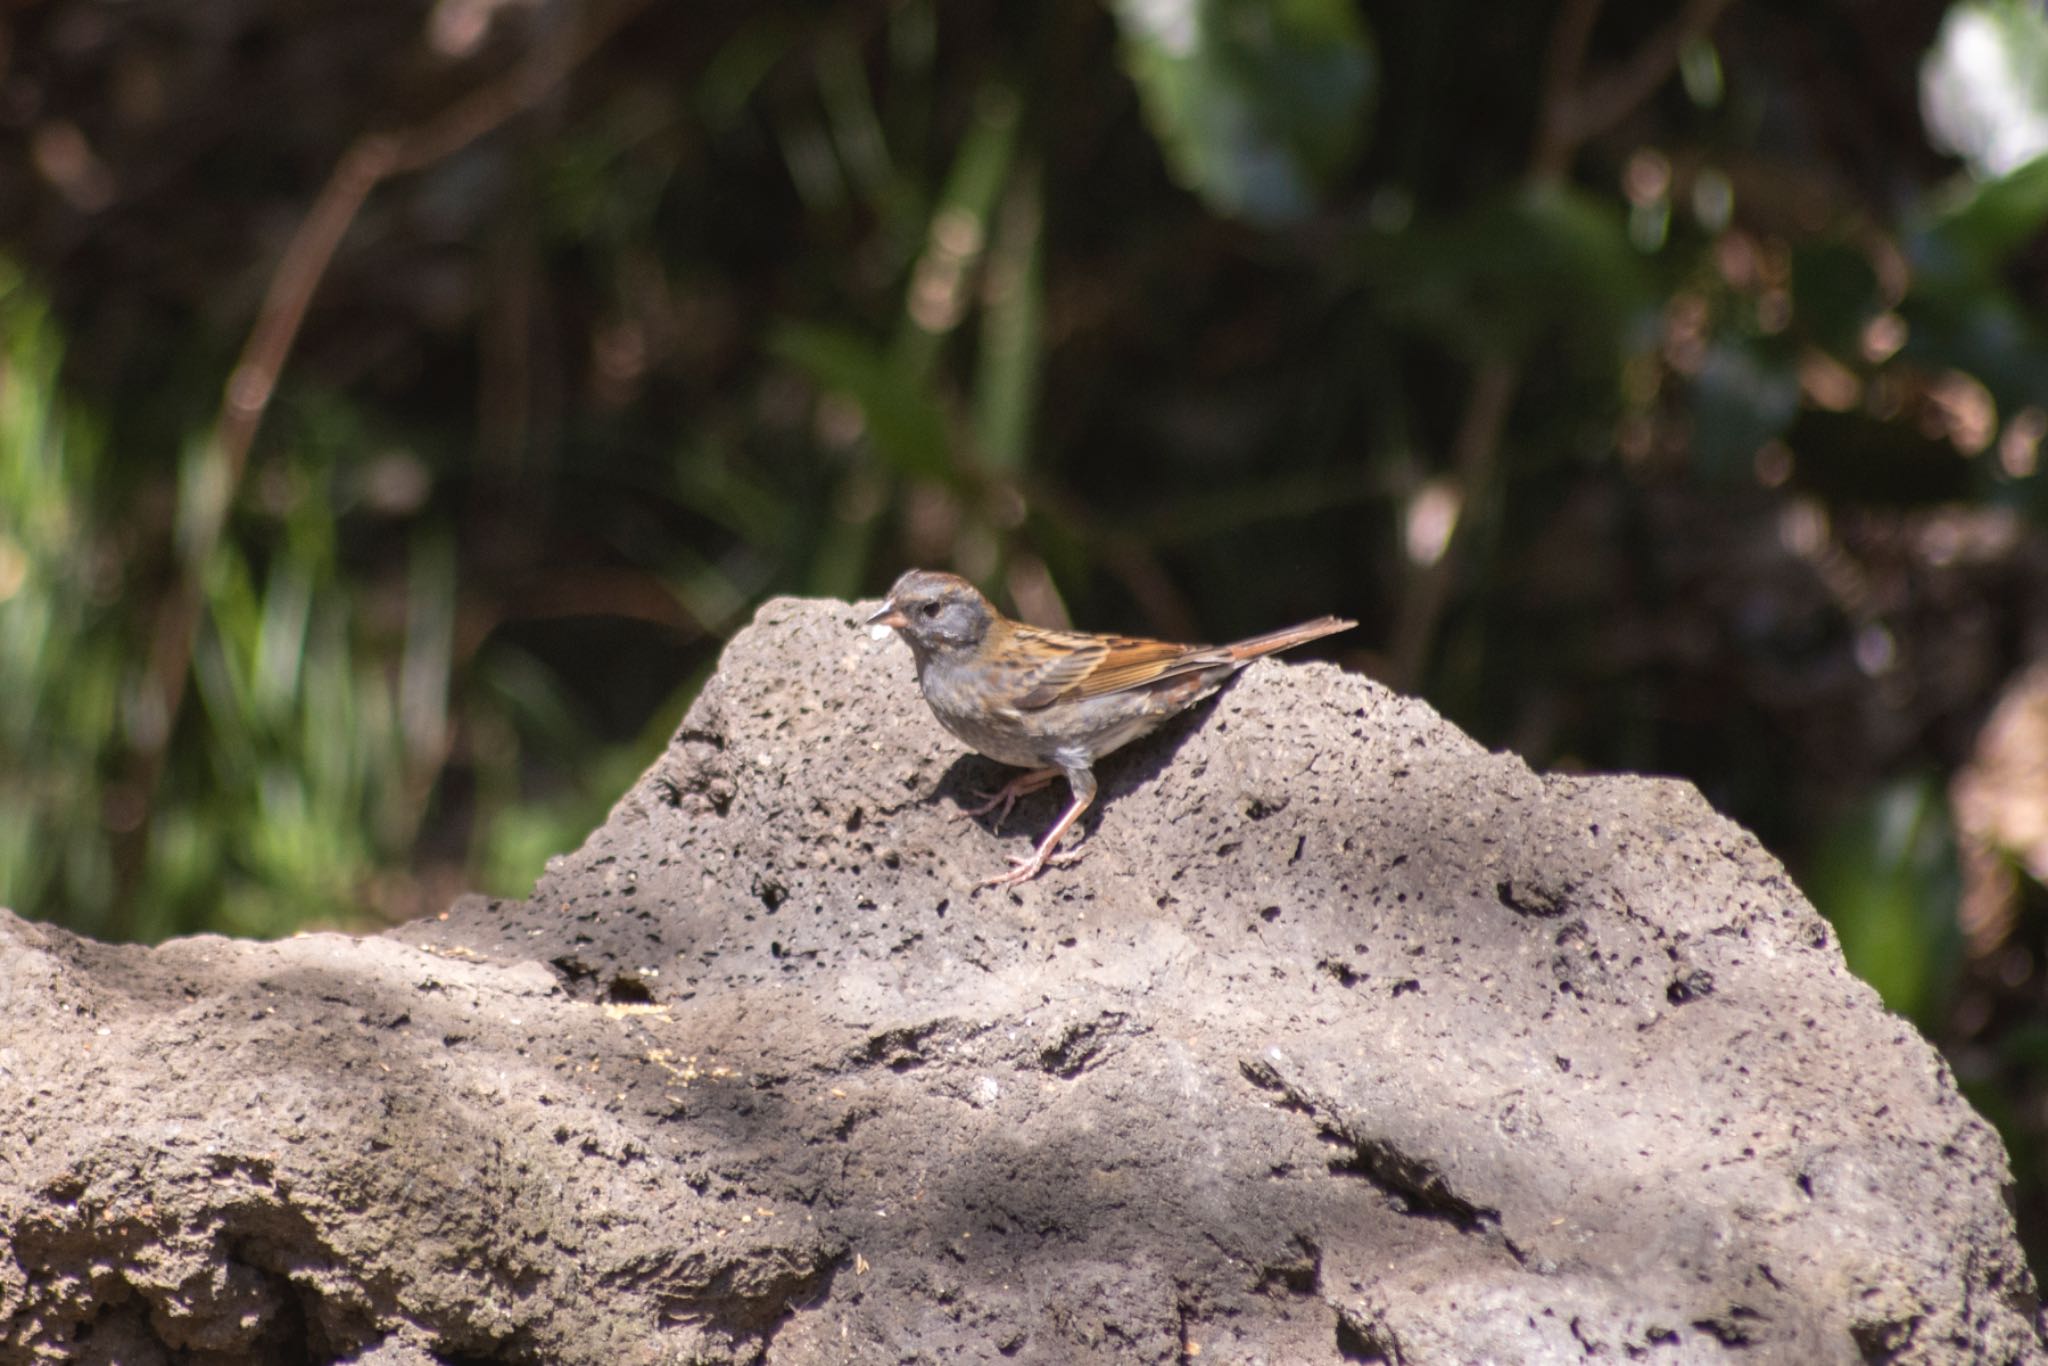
[972,168,1045,473]
[1804,776,1961,1024]
[400,528,456,772]
[1359,184,1652,363]
[771,322,953,480]
[1914,155,2048,282]
[894,84,1021,375]
[1921,0,2048,179]
[1115,0,1376,224]
[1901,160,2048,411]
[1790,241,1882,358]
[1690,339,1801,481]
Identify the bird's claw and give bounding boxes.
[954,788,1020,831]
[955,769,1060,833]
[974,842,1086,891]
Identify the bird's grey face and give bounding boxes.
[866,571,992,657]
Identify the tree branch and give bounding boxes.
[1386,0,1734,692]
[119,1,650,926]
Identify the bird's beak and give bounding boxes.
[866,600,908,632]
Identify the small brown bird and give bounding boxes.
[866,569,1354,889]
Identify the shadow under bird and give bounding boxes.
[866,570,1356,889]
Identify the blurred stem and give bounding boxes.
[1385,0,1733,692]
[1388,358,1516,686]
[974,163,1044,474]
[894,82,1019,381]
[215,0,653,503]
[118,0,651,925]
[1534,0,1739,181]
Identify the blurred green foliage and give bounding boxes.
[1115,0,1377,223]
[0,266,121,928]
[6,0,2048,1266]
[1807,775,1964,1025]
[1,266,649,938]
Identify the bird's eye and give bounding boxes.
[920,601,943,618]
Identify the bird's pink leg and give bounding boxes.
[956,766,1062,831]
[977,769,1096,890]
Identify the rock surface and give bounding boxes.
[2,595,2042,1364]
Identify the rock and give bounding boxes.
[2,595,2040,1363]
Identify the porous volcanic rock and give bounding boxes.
[2,595,2041,1363]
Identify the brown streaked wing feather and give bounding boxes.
[1067,638,1224,699]
[1000,626,1109,710]
[1051,612,1355,700]
[1009,626,1215,709]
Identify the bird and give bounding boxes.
[865,569,1355,889]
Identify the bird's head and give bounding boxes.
[866,569,996,659]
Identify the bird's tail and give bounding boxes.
[1219,615,1356,662]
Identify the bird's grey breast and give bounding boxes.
[912,652,1058,769]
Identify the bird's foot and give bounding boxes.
[975,844,1087,891]
[955,767,1061,832]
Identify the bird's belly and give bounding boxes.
[925,692,1172,772]
[928,704,1062,770]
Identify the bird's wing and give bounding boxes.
[1008,626,1218,710]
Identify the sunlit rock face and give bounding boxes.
[1,595,2038,1364]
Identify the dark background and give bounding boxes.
[6,0,2048,1271]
